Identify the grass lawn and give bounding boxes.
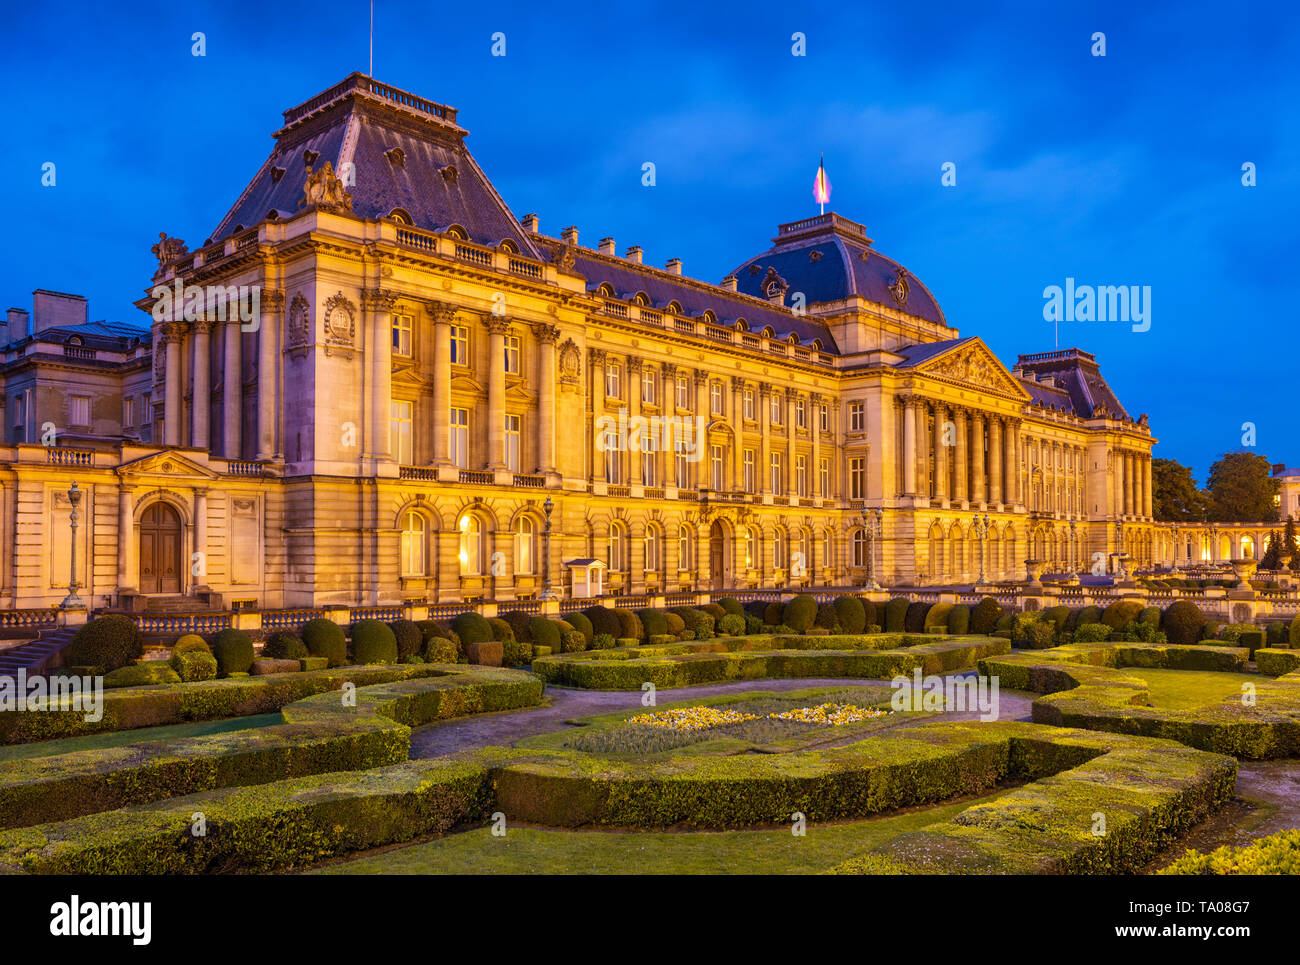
[1134,668,1261,710]
[0,712,284,762]
[309,790,1005,875]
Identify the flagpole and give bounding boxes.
[369,0,374,76]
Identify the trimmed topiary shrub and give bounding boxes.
[529,617,561,652]
[612,608,644,640]
[924,603,953,633]
[67,615,143,673]
[301,618,347,668]
[1290,614,1300,649]
[1161,600,1207,647]
[425,637,459,663]
[104,660,181,688]
[718,613,745,636]
[947,605,970,635]
[584,606,622,639]
[262,632,308,661]
[170,649,218,682]
[763,602,785,626]
[885,597,909,633]
[561,630,587,653]
[814,602,841,633]
[1073,622,1111,643]
[718,597,744,616]
[487,617,516,643]
[637,608,669,637]
[500,610,534,643]
[1101,600,1146,631]
[1041,606,1070,633]
[665,612,686,635]
[861,599,878,631]
[1266,621,1287,648]
[1139,606,1162,628]
[388,620,423,661]
[591,633,617,650]
[743,613,762,635]
[903,602,930,634]
[171,634,209,656]
[783,594,818,632]
[501,639,534,666]
[453,612,493,646]
[209,628,254,677]
[1076,606,1103,627]
[350,620,398,665]
[834,596,867,635]
[692,612,716,640]
[567,612,594,644]
[701,603,727,622]
[970,597,1001,635]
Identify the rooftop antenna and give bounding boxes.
[369,0,374,76]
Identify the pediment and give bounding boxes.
[916,339,1028,400]
[392,363,434,388]
[451,372,485,394]
[117,450,221,480]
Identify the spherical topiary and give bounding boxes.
[487,617,516,643]
[351,620,398,664]
[947,605,971,635]
[743,613,763,635]
[416,620,440,643]
[884,597,910,633]
[763,602,785,626]
[783,594,818,632]
[529,617,561,651]
[170,649,218,682]
[665,611,686,635]
[861,599,878,631]
[692,612,716,640]
[388,620,423,660]
[1076,606,1103,627]
[744,600,769,619]
[701,603,727,622]
[637,608,669,637]
[501,639,534,666]
[425,637,459,663]
[566,611,594,643]
[209,628,254,676]
[903,602,930,634]
[171,633,210,656]
[583,606,622,639]
[262,632,308,660]
[1102,600,1146,631]
[500,610,534,643]
[301,618,348,667]
[560,630,587,653]
[718,597,744,616]
[1041,606,1070,633]
[612,608,643,640]
[970,597,1002,635]
[1074,622,1112,643]
[67,615,143,672]
[833,596,867,635]
[591,633,617,650]
[1162,600,1207,647]
[453,612,493,645]
[1139,606,1163,628]
[1266,621,1287,648]
[719,613,745,635]
[814,602,841,632]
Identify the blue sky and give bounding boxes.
[4,0,1297,481]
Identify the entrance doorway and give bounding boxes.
[709,520,728,591]
[139,502,183,594]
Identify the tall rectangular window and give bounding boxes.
[796,454,808,497]
[450,408,469,468]
[391,400,413,465]
[604,426,622,483]
[849,402,865,432]
[849,457,865,499]
[69,395,90,427]
[676,451,689,488]
[710,381,723,415]
[710,445,724,490]
[743,449,755,493]
[770,394,783,425]
[642,367,656,404]
[606,362,621,399]
[675,375,689,409]
[795,399,806,429]
[122,396,135,428]
[819,457,829,496]
[770,452,783,495]
[819,403,829,432]
[450,326,469,365]
[392,313,413,357]
[504,413,521,472]
[643,449,657,486]
[504,335,521,375]
[743,388,755,420]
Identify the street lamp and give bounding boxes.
[539,495,558,601]
[863,508,883,591]
[973,513,990,587]
[60,481,85,610]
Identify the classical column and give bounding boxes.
[1006,420,1019,506]
[661,362,677,486]
[759,383,772,495]
[161,322,184,447]
[484,316,511,470]
[914,401,929,498]
[628,357,644,484]
[430,302,454,466]
[191,318,213,451]
[1124,452,1134,516]
[362,289,396,464]
[902,397,918,496]
[953,407,968,503]
[588,347,606,482]
[533,323,559,475]
[732,377,746,492]
[222,317,242,459]
[256,290,283,460]
[989,417,1003,505]
[971,412,986,504]
[932,402,947,501]
[693,368,708,491]
[1144,455,1154,518]
[192,487,208,590]
[785,388,798,495]
[810,391,823,498]
[117,486,135,592]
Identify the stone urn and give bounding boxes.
[1024,560,1047,586]
[1229,558,1259,591]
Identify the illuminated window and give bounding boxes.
[400,511,426,577]
[849,402,865,432]
[450,408,469,468]
[678,524,694,571]
[514,515,534,575]
[743,388,755,420]
[504,334,521,374]
[849,457,865,499]
[608,522,627,571]
[743,449,755,493]
[450,325,469,365]
[458,514,484,575]
[391,400,413,465]
[392,313,413,357]
[770,452,783,495]
[645,525,662,573]
[505,413,521,473]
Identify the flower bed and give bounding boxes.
[629,702,888,731]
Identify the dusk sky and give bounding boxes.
[4,0,1296,481]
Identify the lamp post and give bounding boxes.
[60,481,85,610]
[539,495,557,601]
[863,508,883,591]
[973,513,990,586]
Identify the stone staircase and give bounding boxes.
[0,627,78,677]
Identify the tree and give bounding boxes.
[1152,458,1207,522]
[1285,516,1300,570]
[1261,531,1282,570]
[1206,452,1278,523]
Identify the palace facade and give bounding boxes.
[0,73,1166,610]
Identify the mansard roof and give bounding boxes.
[210,73,541,256]
[1014,348,1131,420]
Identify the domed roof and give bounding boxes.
[728,213,946,326]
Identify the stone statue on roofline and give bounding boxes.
[151,232,189,269]
[301,162,354,214]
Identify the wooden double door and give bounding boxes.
[139,502,183,594]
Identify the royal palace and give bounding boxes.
[0,74,1195,611]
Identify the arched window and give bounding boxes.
[851,529,868,567]
[678,525,694,571]
[458,513,484,576]
[608,522,627,571]
[645,524,662,573]
[400,511,426,577]
[514,516,535,575]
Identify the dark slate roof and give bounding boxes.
[210,74,541,256]
[728,213,947,326]
[892,337,974,368]
[1014,348,1130,420]
[545,243,840,351]
[23,320,149,350]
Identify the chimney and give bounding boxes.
[32,290,87,333]
[561,226,579,246]
[597,237,616,256]
[521,213,540,234]
[665,258,682,275]
[624,245,643,264]
[720,275,737,291]
[6,308,29,344]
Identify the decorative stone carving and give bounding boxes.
[322,292,357,358]
[300,162,354,213]
[531,322,560,343]
[287,294,311,350]
[151,232,188,269]
[559,339,582,383]
[760,267,788,300]
[923,344,1018,395]
[361,288,399,313]
[484,315,513,336]
[888,267,910,308]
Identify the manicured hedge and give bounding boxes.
[210,629,254,677]
[903,602,930,634]
[1158,829,1300,875]
[171,650,218,682]
[947,605,970,635]
[970,597,1002,635]
[66,615,143,673]
[388,620,424,661]
[567,612,595,644]
[1102,600,1145,631]
[104,661,180,688]
[302,618,348,668]
[612,608,643,640]
[1162,600,1207,647]
[453,612,494,646]
[262,632,308,661]
[783,594,817,632]
[884,597,909,633]
[718,597,744,616]
[637,608,669,637]
[351,620,398,665]
[528,617,560,651]
[499,610,534,643]
[834,596,867,635]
